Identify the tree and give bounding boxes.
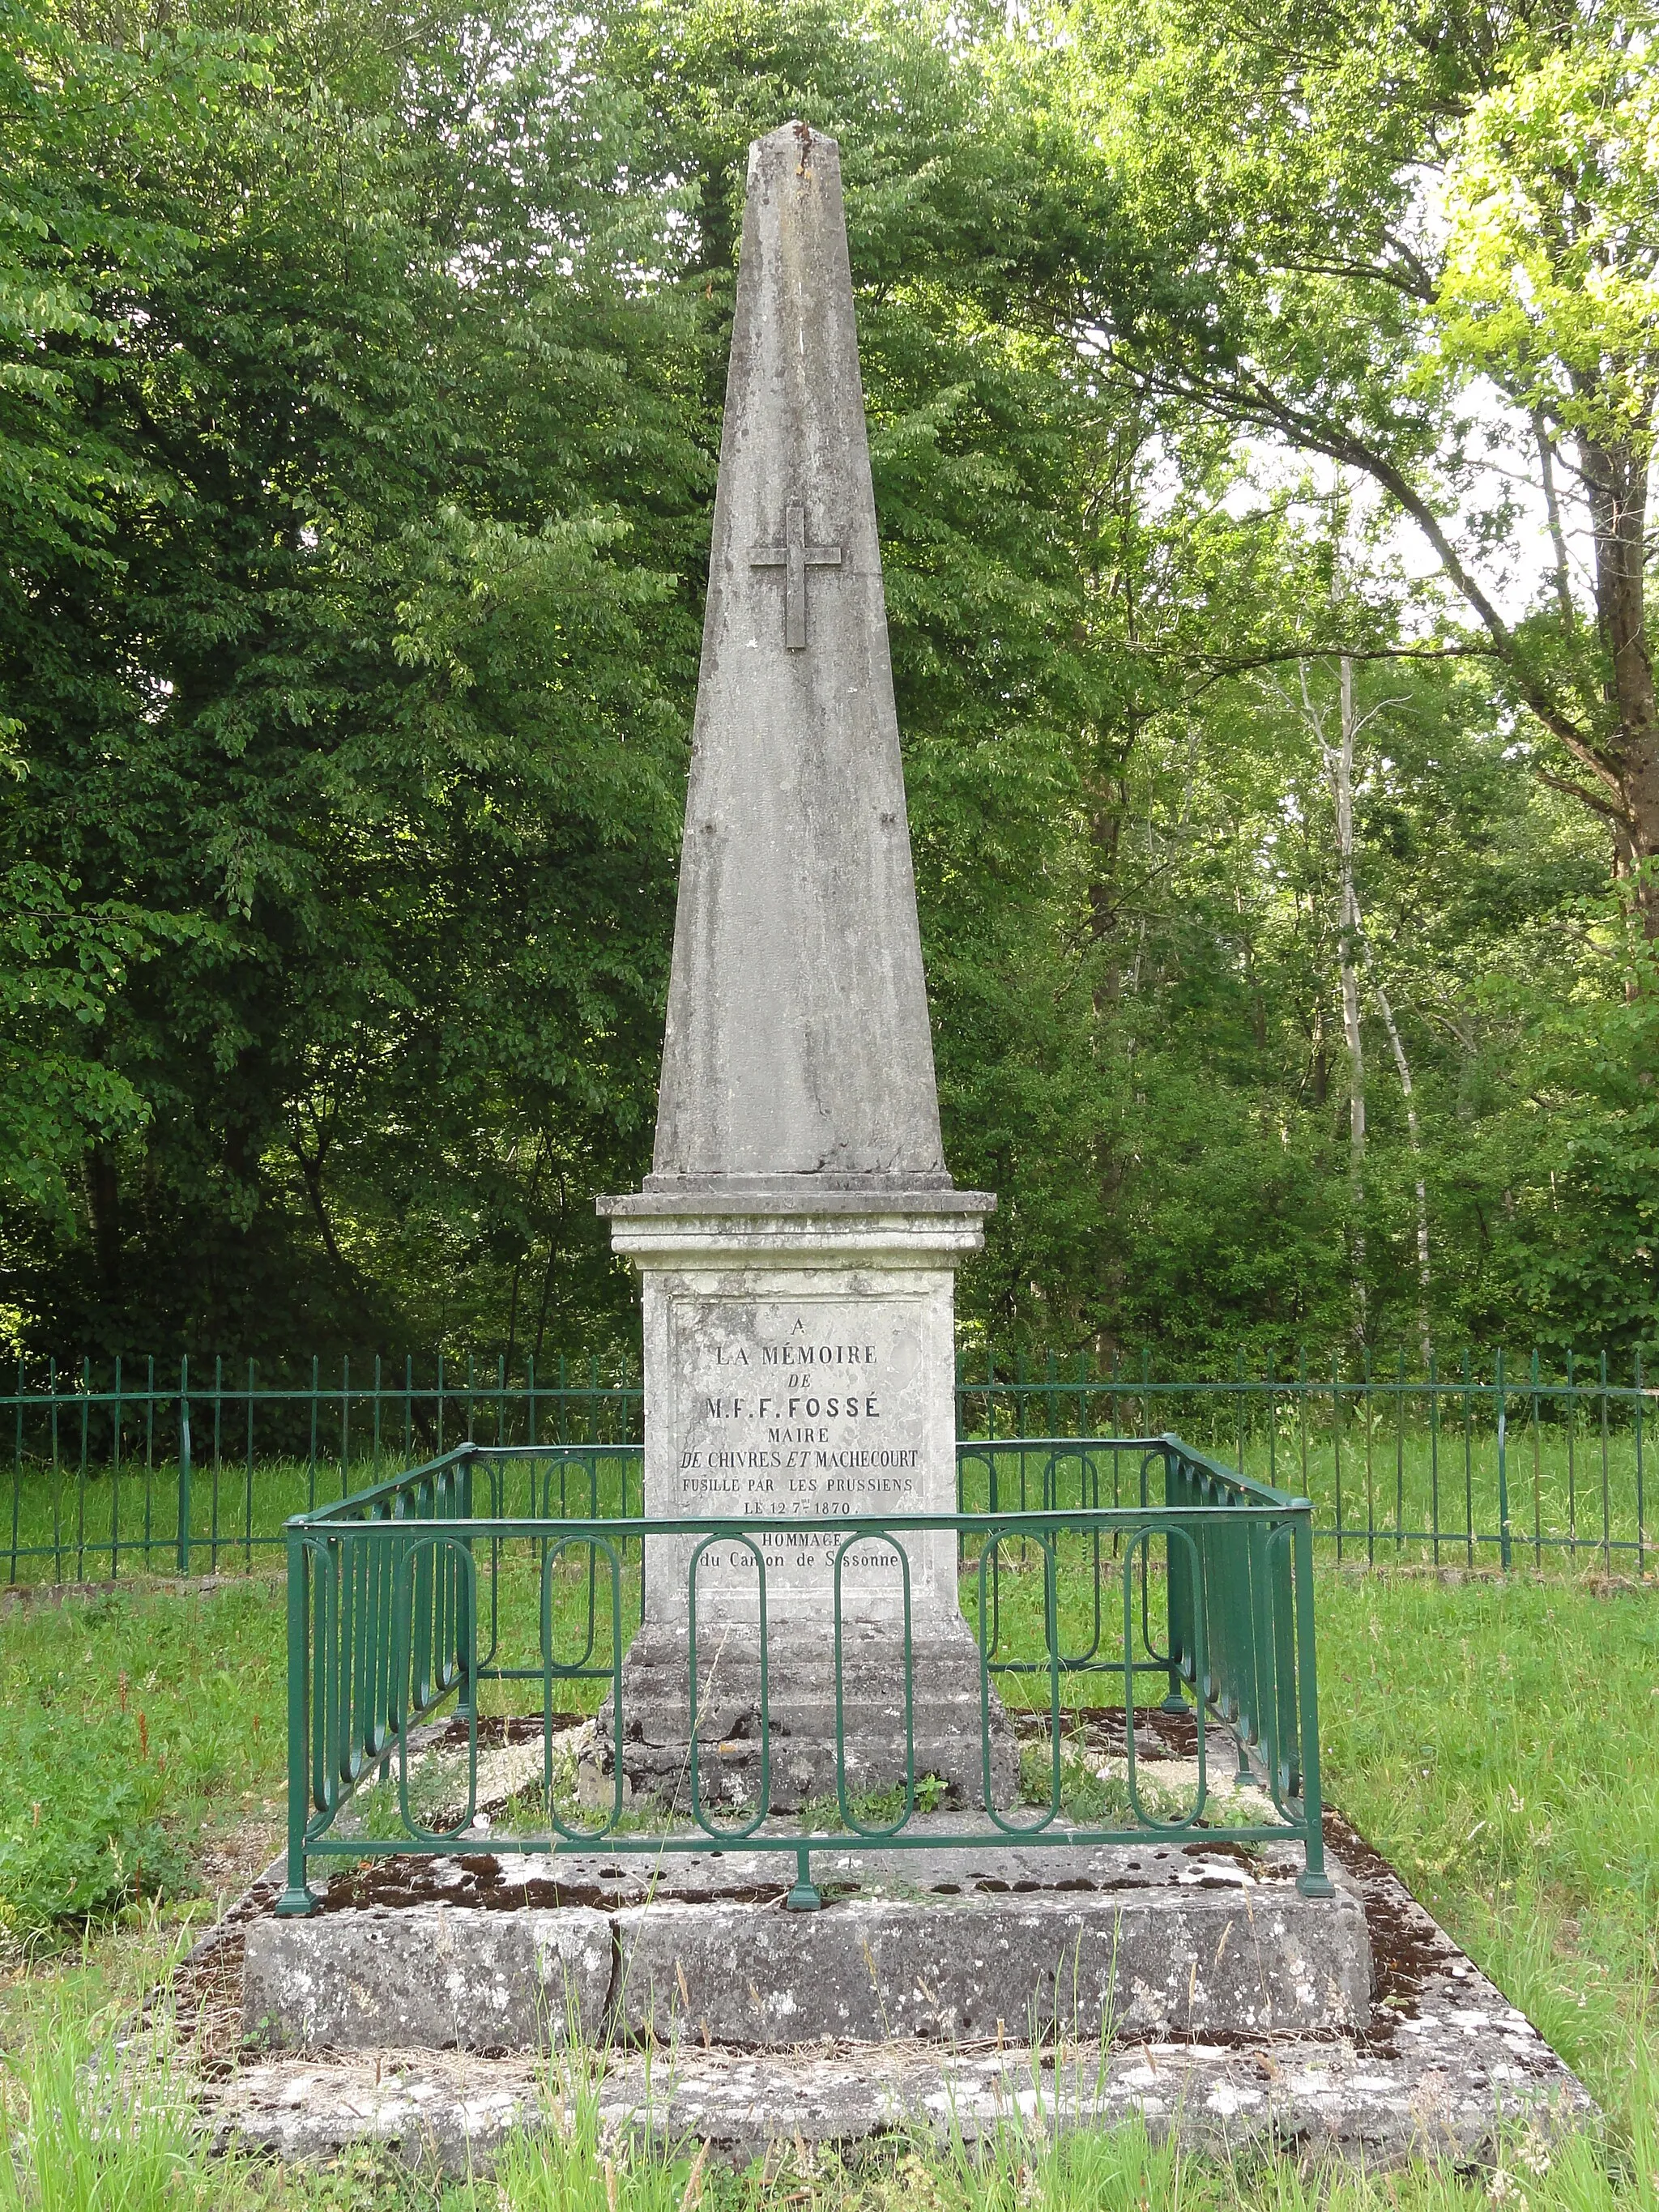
[1056,0,1659,920]
[4,0,1654,1363]
[1,0,703,1355]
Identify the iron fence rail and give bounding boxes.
[3,1348,1651,1582]
[277,1435,1333,1914]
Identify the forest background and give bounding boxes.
[3,0,1657,1371]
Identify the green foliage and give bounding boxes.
[0,1580,285,1939]
[0,1718,187,1933]
[2,0,1656,1367]
[1016,1737,1192,1826]
[2,0,702,1358]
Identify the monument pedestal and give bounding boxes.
[603,1617,1014,1813]
[599,1187,1015,1813]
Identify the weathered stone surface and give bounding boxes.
[307,1820,1296,1912]
[602,1222,987,1641]
[245,1824,1366,2056]
[591,2014,1593,2167]
[645,121,943,1188]
[242,1907,612,2052]
[178,1816,1595,2172]
[211,2011,1592,2176]
[599,1617,1019,1812]
[613,1886,1371,2047]
[595,121,997,1814]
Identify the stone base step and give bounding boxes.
[243,1827,1370,2055]
[599,1617,1020,1812]
[164,1814,1595,2172]
[211,2019,1591,2176]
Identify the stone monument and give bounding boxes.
[599,119,1013,1812]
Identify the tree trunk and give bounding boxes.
[1581,430,1659,934]
[1332,658,1367,1345]
[1364,949,1431,1364]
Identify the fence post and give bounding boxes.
[176,1355,192,1575]
[1495,1347,1511,1572]
[143,1354,155,1565]
[1394,1347,1405,1552]
[75,1353,89,1580]
[1362,1344,1375,1567]
[111,1353,123,1578]
[49,1354,60,1581]
[1636,1346,1646,1576]
[275,1525,317,1917]
[1599,1348,1611,1569]
[1291,1509,1334,1897]
[1530,1348,1542,1566]
[11,1359,23,1586]
[308,1353,319,1509]
[1331,1357,1343,1564]
[1429,1348,1441,1564]
[1461,1347,1474,1567]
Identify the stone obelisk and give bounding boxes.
[599,121,1011,1811]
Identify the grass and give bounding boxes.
[0,1565,1653,2208]
[0,1575,288,1946]
[1314,1572,1659,2119]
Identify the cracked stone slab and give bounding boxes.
[242,1907,612,2052]
[210,2008,1591,2176]
[250,1830,1371,2054]
[613,1885,1371,2045]
[182,1812,1594,2172]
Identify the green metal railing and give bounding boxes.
[276,1434,1333,1913]
[0,1353,638,1583]
[2,1346,1651,1583]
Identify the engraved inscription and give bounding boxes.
[668,1295,926,1608]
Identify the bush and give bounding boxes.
[0,1707,189,1936]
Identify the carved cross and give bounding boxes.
[748,501,842,650]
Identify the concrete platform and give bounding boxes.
[243,1826,1371,2054]
[156,1811,1594,2172]
[212,2015,1590,2175]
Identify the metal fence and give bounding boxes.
[3,1347,1652,1583]
[277,1434,1333,1913]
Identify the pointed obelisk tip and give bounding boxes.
[747,119,839,183]
[624,102,990,1213]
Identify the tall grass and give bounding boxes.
[0,2001,222,2212]
[1316,1575,1659,2122]
[0,1566,1654,2207]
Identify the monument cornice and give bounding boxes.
[600,1204,991,1266]
[599,1185,994,1219]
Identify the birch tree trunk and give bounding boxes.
[1283,654,1431,1352]
[1331,657,1367,1346]
[1363,951,1432,1363]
